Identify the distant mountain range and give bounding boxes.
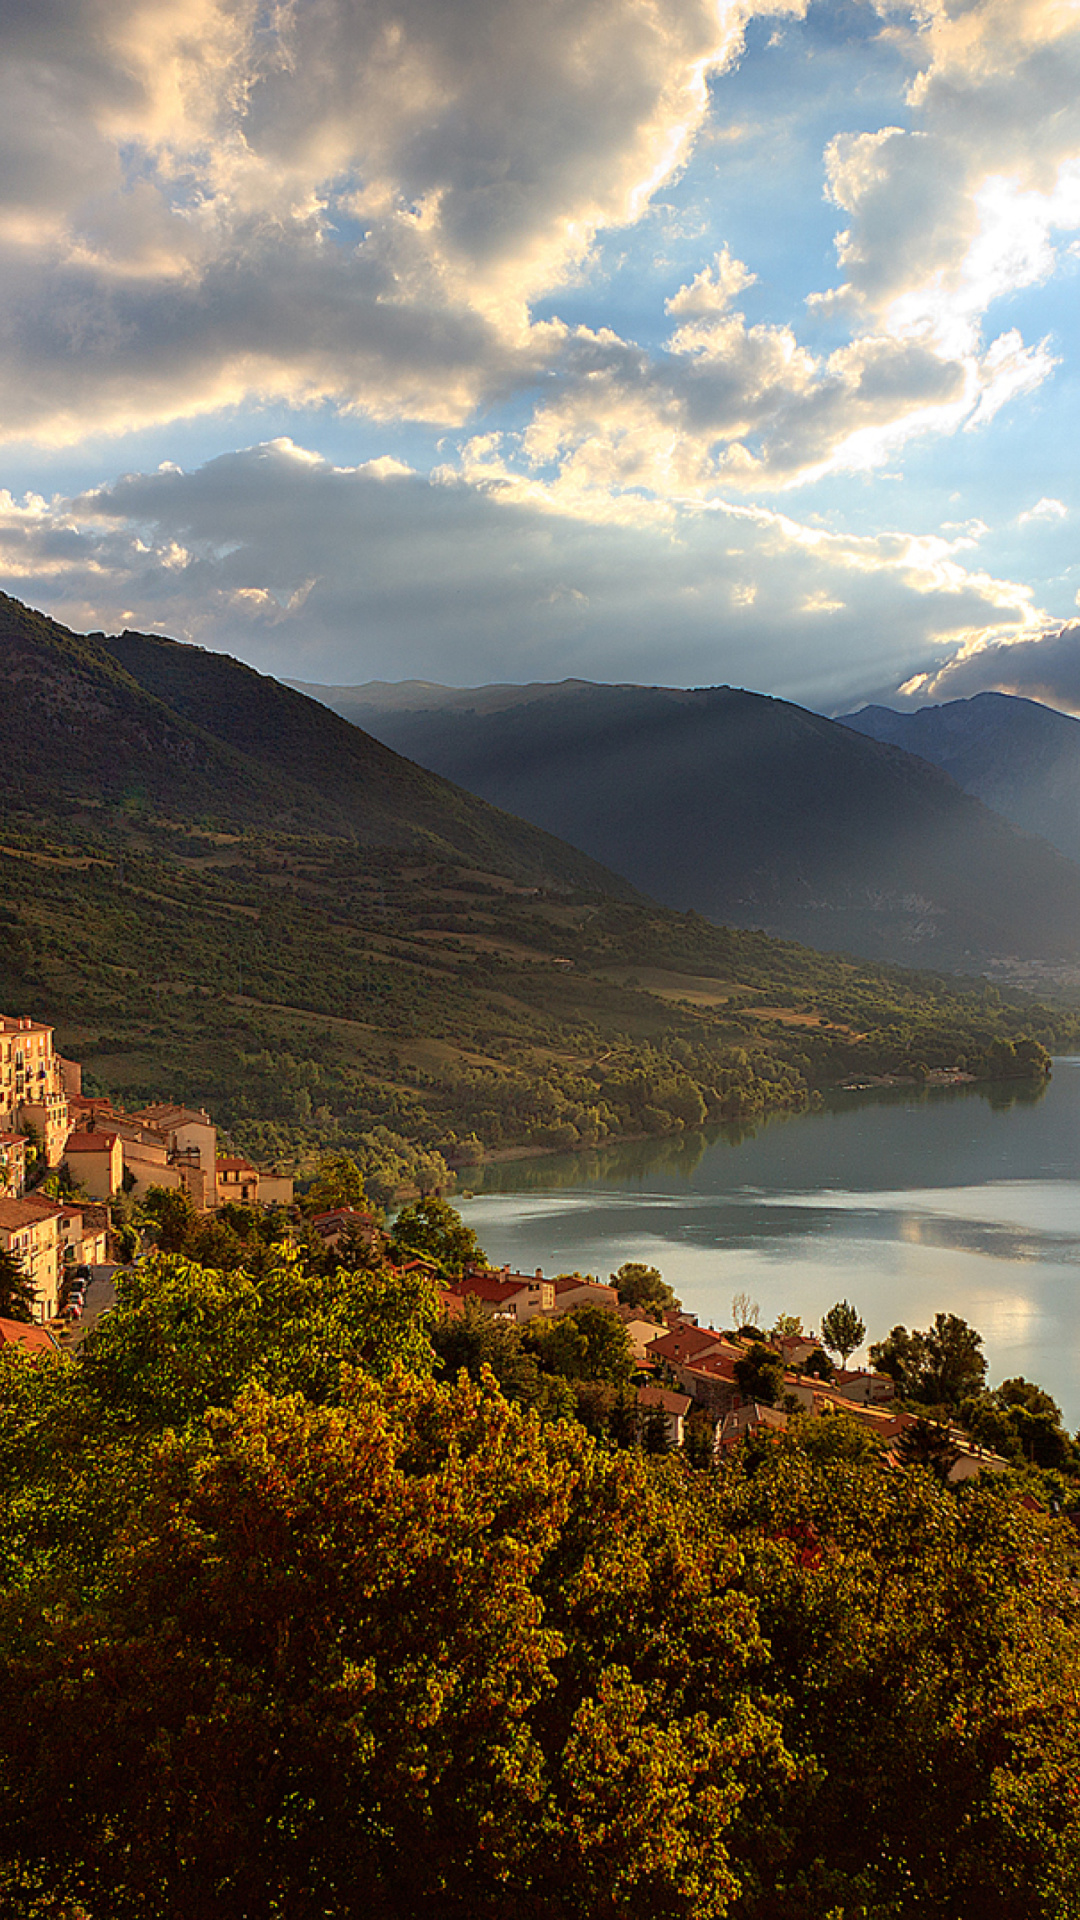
[839,692,1080,866]
[291,675,1080,970]
[0,597,631,897]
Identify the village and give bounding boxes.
[0,1007,1015,1482]
[0,1010,291,1328]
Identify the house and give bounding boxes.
[55,1201,109,1269]
[0,1015,70,1167]
[636,1384,692,1448]
[647,1324,728,1370]
[132,1103,218,1209]
[548,1274,620,1316]
[616,1304,668,1364]
[829,1367,895,1406]
[258,1172,294,1206]
[63,1130,123,1200]
[0,1195,63,1320]
[216,1155,260,1206]
[672,1348,745,1418]
[773,1331,823,1368]
[717,1402,789,1450]
[452,1269,555,1322]
[311,1207,381,1252]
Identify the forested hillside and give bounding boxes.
[2,1248,1079,1919]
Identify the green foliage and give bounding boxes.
[819,1300,865,1366]
[871,1311,988,1411]
[733,1341,785,1407]
[611,1261,680,1318]
[526,1303,634,1387]
[389,1195,488,1278]
[432,1297,555,1413]
[138,1183,197,1253]
[3,1330,1080,1918]
[0,1247,35,1323]
[964,1378,1077,1471]
[299,1152,372,1217]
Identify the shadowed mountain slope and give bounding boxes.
[0,597,633,895]
[295,677,1080,968]
[840,692,1080,866]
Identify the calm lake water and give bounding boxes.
[459,1058,1080,1425]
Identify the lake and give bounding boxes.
[458,1058,1080,1425]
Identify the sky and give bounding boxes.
[4,0,1080,713]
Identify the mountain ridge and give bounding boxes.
[294,674,1080,971]
[0,595,636,899]
[840,691,1080,866]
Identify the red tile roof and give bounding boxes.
[0,1319,56,1354]
[66,1131,119,1152]
[649,1326,725,1366]
[0,1195,62,1230]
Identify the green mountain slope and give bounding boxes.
[0,595,632,894]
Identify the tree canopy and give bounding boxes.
[610,1261,680,1319]
[388,1195,489,1277]
[819,1300,865,1366]
[871,1312,987,1411]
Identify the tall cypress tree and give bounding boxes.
[0,1247,36,1323]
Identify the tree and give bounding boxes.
[302,1152,369,1216]
[771,1313,803,1339]
[611,1262,681,1319]
[433,1296,548,1409]
[0,1248,35,1323]
[820,1300,865,1367]
[389,1196,489,1278]
[733,1342,785,1407]
[527,1304,634,1386]
[139,1183,197,1253]
[641,1398,672,1455]
[731,1290,760,1331]
[871,1313,986,1412]
[896,1416,959,1484]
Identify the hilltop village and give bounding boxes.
[0,1010,291,1323]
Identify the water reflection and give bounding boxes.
[461,1060,1080,1423]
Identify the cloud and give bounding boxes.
[0,438,1051,709]
[816,0,1080,355]
[0,0,807,443]
[664,247,757,315]
[466,308,1038,500]
[1018,496,1068,524]
[901,623,1080,713]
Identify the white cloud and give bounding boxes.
[665,247,757,316]
[1018,496,1069,524]
[0,438,1051,710]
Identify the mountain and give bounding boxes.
[839,692,1080,866]
[291,676,1080,970]
[2,602,1073,1180]
[0,595,632,896]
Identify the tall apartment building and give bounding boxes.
[0,1015,70,1167]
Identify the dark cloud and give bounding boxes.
[913,626,1080,713]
